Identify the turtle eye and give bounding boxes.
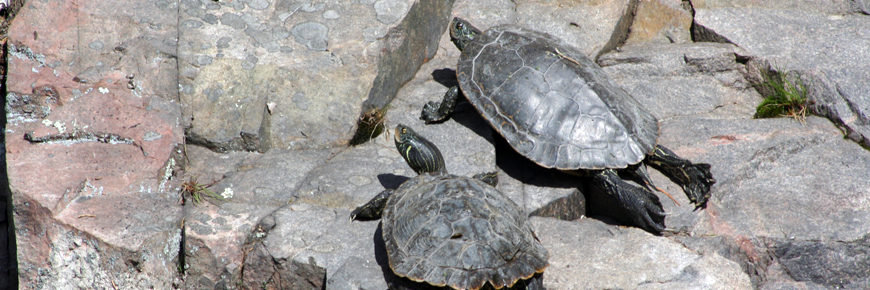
[456,22,464,30]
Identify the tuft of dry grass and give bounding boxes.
[179,176,224,206]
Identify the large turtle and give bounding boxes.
[420,18,716,233]
[351,124,548,290]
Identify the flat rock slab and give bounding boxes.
[179,145,338,287]
[599,42,760,119]
[663,116,870,242]
[658,115,870,288]
[693,7,870,147]
[179,0,456,151]
[536,217,752,289]
[454,0,636,59]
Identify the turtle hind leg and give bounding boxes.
[420,86,461,124]
[644,145,717,209]
[350,189,394,221]
[592,169,666,234]
[472,171,499,187]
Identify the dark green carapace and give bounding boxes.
[420,18,716,234]
[351,124,548,290]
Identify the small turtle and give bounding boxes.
[351,124,548,290]
[420,18,716,233]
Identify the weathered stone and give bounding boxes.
[238,242,326,290]
[773,234,870,289]
[179,145,338,287]
[658,115,870,287]
[5,1,185,288]
[624,0,693,45]
[354,0,456,143]
[535,217,752,289]
[599,42,759,120]
[693,8,870,148]
[513,0,637,58]
[8,0,870,289]
[181,0,455,151]
[691,0,870,15]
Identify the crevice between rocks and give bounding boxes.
[685,0,734,45]
[0,1,28,284]
[595,0,640,61]
[350,0,456,145]
[0,26,19,290]
[235,214,326,290]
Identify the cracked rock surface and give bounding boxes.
[4,0,870,289]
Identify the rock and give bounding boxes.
[513,0,637,58]
[238,242,327,290]
[773,235,870,289]
[7,0,870,289]
[599,42,759,120]
[5,0,185,288]
[535,217,752,289]
[693,7,870,148]
[354,0,456,144]
[179,0,456,151]
[691,0,869,15]
[672,116,870,241]
[179,145,338,287]
[658,115,870,287]
[624,0,693,45]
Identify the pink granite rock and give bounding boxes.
[6,0,185,288]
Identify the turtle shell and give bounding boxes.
[456,25,659,170]
[382,173,548,290]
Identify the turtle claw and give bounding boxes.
[593,169,666,234]
[420,101,447,123]
[420,86,461,124]
[645,145,716,208]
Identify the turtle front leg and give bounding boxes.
[644,145,716,209]
[350,189,394,221]
[592,169,666,233]
[420,86,461,123]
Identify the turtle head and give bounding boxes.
[449,17,481,52]
[394,124,446,175]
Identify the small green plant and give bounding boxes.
[180,176,225,205]
[754,70,809,122]
[349,106,389,146]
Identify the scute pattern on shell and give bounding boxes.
[382,173,548,290]
[457,25,659,170]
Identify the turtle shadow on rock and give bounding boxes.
[377,173,409,191]
[431,68,459,88]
